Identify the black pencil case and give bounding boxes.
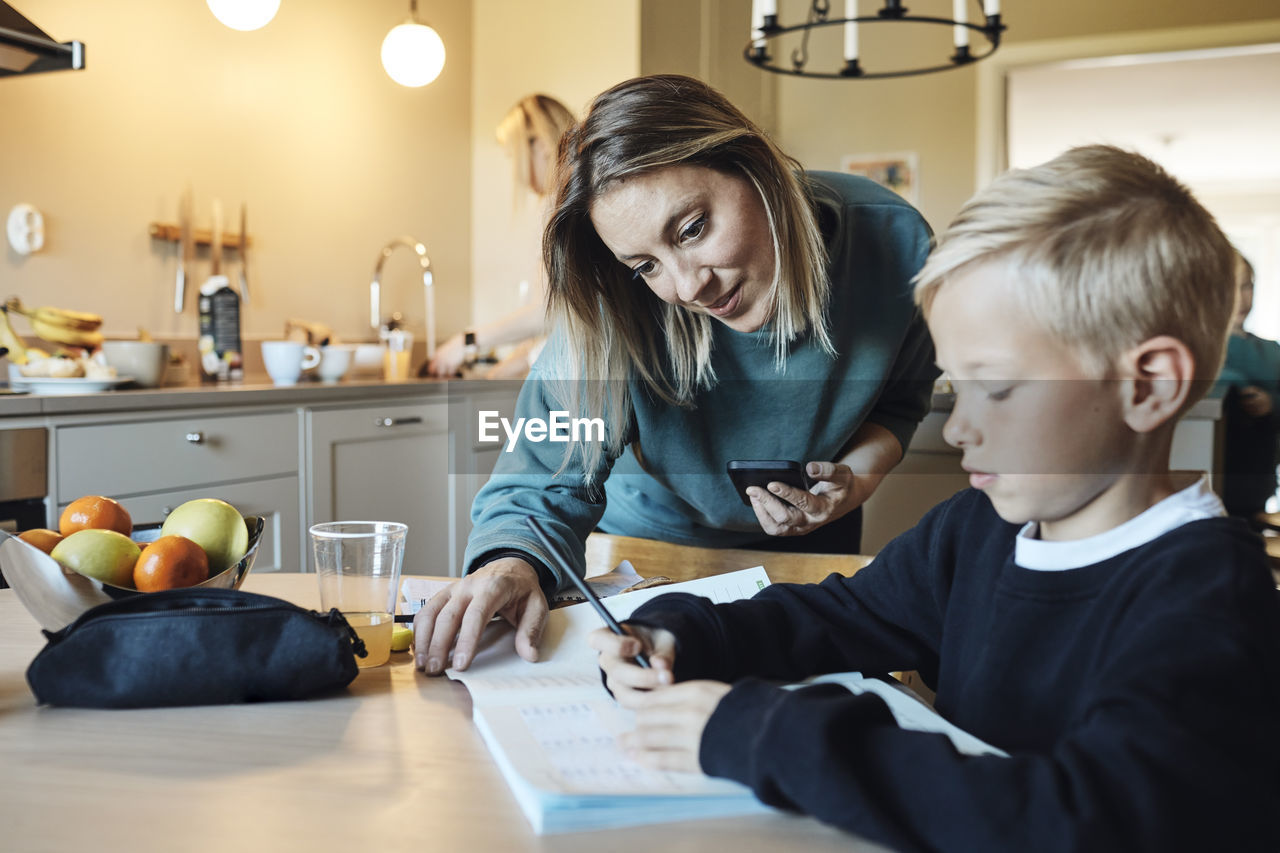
[26,587,367,709]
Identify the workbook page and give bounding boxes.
[449,566,771,707]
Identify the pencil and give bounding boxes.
[525,516,651,668]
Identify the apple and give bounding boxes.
[50,529,141,588]
[160,499,249,574]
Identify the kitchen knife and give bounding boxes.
[238,202,249,303]
[175,187,192,313]
[210,198,223,277]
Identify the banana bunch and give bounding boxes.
[4,297,105,350]
[0,304,29,364]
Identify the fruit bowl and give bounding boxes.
[0,516,265,632]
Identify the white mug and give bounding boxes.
[262,340,321,386]
[316,344,355,384]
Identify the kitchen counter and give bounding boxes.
[0,375,478,418]
[2,383,1223,420]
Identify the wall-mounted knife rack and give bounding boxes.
[148,222,252,248]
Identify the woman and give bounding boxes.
[426,94,576,379]
[1216,252,1280,519]
[416,75,937,674]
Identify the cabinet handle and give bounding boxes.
[374,417,423,428]
[185,432,205,444]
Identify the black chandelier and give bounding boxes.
[745,0,1005,80]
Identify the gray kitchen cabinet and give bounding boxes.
[51,407,304,573]
[305,399,456,575]
[455,385,522,569]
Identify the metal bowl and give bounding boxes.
[0,516,265,631]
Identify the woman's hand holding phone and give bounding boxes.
[736,459,871,537]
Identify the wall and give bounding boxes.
[639,0,773,133]
[468,0,640,332]
[0,0,471,350]
[771,0,1280,232]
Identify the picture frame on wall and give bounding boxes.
[841,151,919,205]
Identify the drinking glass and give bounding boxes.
[309,521,407,667]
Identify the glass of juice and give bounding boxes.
[309,520,408,668]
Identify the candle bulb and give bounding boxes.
[983,0,1000,16]
[750,0,764,49]
[843,0,858,61]
[953,0,969,49]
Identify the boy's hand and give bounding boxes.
[588,625,677,701]
[746,460,872,537]
[617,680,733,774]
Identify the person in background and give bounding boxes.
[425,94,576,379]
[1216,251,1280,520]
[591,146,1280,851]
[415,74,936,675]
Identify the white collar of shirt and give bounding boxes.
[1015,474,1225,571]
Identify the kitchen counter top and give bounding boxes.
[0,383,1224,420]
[0,375,529,418]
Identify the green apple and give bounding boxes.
[50,529,141,588]
[160,499,250,574]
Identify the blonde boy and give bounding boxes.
[592,146,1280,852]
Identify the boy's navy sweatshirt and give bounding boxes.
[628,488,1280,852]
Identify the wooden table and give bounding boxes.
[0,538,885,853]
[585,532,873,585]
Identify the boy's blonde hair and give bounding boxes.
[915,145,1236,398]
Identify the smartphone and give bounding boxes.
[726,460,813,507]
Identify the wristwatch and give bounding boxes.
[463,329,478,364]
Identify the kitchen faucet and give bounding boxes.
[370,236,435,355]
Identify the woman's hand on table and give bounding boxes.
[414,558,547,674]
[746,460,872,537]
[589,624,677,700]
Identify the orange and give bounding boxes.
[18,528,64,555]
[133,535,210,592]
[59,495,133,537]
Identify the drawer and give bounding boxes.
[306,399,450,439]
[56,411,300,499]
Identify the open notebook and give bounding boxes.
[448,567,1003,834]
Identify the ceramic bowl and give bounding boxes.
[101,341,170,388]
[0,516,264,631]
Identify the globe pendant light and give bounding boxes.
[381,0,446,88]
[206,0,280,32]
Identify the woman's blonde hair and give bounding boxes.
[915,145,1236,391]
[542,74,832,484]
[495,94,576,198]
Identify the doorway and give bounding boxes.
[1004,42,1280,341]
[980,21,1280,512]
